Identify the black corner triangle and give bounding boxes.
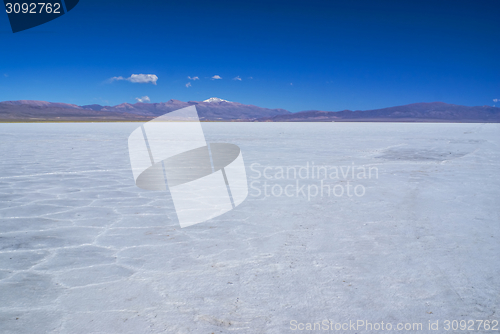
[63,0,79,12]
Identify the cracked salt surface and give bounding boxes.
[0,122,499,333]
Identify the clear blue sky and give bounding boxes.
[0,0,499,112]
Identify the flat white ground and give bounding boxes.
[0,123,498,333]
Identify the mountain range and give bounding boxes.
[0,98,288,122]
[0,99,498,122]
[258,102,500,122]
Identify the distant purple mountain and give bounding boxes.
[81,104,106,111]
[2,100,81,109]
[0,98,289,121]
[256,102,500,122]
[0,100,498,122]
[91,98,289,120]
[0,100,151,122]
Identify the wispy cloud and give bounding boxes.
[233,76,242,81]
[135,96,150,103]
[248,76,253,79]
[211,75,222,80]
[185,82,192,88]
[494,99,499,103]
[290,83,293,86]
[108,74,158,85]
[3,74,7,78]
[187,76,199,80]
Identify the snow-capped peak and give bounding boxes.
[203,97,230,103]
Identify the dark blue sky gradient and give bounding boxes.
[0,0,499,111]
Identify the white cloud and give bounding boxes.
[211,75,222,80]
[290,83,293,86]
[188,76,199,80]
[186,82,192,88]
[3,74,7,78]
[108,74,158,85]
[135,96,150,103]
[494,99,499,103]
[248,76,253,79]
[233,76,242,81]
